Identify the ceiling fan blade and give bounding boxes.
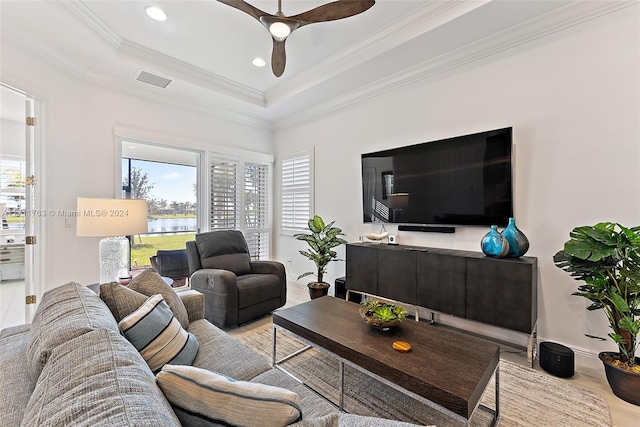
[217,0,270,22]
[289,0,375,26]
[272,39,286,77]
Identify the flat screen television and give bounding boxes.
[361,127,513,227]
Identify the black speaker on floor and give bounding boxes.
[334,277,362,302]
[334,276,346,299]
[539,341,574,378]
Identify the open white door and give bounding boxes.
[0,85,41,328]
[23,96,38,321]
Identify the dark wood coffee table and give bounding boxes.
[272,297,500,426]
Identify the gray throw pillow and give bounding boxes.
[99,282,149,322]
[128,269,190,329]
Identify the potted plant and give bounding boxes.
[294,215,348,299]
[554,222,640,405]
[359,298,409,331]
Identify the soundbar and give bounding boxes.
[398,225,455,233]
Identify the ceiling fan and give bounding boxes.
[218,0,376,77]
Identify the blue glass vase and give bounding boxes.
[502,217,529,258]
[481,225,509,258]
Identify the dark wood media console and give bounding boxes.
[345,242,538,335]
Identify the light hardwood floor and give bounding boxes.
[227,281,640,427]
[0,279,25,329]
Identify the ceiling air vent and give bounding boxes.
[135,70,172,88]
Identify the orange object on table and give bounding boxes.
[392,341,411,352]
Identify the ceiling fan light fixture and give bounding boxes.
[269,21,290,39]
[145,6,167,21]
[259,15,299,41]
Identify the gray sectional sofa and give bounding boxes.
[0,280,424,427]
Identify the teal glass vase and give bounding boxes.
[481,225,509,258]
[502,217,529,258]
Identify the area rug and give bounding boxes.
[236,326,612,427]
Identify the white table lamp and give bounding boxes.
[76,198,148,283]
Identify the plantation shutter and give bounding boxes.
[208,155,271,260]
[210,158,239,230]
[244,162,270,260]
[281,151,312,233]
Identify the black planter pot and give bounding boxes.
[599,352,640,406]
[307,282,330,300]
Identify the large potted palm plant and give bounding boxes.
[554,222,640,405]
[294,215,348,299]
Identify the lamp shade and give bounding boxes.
[76,198,148,237]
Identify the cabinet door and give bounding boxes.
[466,257,536,333]
[345,245,378,295]
[377,249,416,304]
[416,253,466,317]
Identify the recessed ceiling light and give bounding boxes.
[252,57,266,67]
[145,6,167,21]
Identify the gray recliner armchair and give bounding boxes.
[186,230,286,327]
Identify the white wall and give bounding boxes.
[1,39,274,288]
[274,7,639,373]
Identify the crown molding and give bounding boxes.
[117,41,266,107]
[59,0,491,110]
[63,0,266,107]
[2,6,269,130]
[83,69,271,130]
[61,0,122,48]
[273,0,637,131]
[265,0,491,107]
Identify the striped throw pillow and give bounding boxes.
[119,294,199,373]
[157,364,302,427]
